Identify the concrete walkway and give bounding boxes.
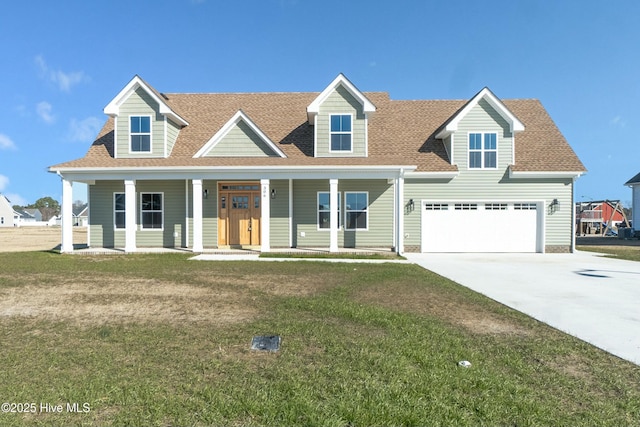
[405,251,640,365]
[190,253,411,264]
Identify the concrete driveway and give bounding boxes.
[405,251,640,365]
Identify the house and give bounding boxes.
[73,204,88,227]
[625,172,640,229]
[575,200,628,235]
[48,74,586,254]
[0,194,21,227]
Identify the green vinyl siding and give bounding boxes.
[202,180,217,248]
[116,88,166,158]
[292,179,393,248]
[269,180,290,247]
[203,121,280,157]
[88,181,125,248]
[166,118,181,156]
[316,85,367,157]
[88,180,187,248]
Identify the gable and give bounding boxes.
[202,120,281,157]
[193,110,286,158]
[436,87,524,139]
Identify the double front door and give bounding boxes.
[218,183,261,246]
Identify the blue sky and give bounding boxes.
[0,0,638,208]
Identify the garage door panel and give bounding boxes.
[421,202,539,253]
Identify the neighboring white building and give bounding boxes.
[0,194,21,227]
[625,172,640,230]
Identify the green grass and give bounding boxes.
[0,251,639,426]
[578,246,640,262]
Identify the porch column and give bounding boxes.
[396,173,405,255]
[124,179,137,253]
[60,177,74,253]
[329,178,339,252]
[261,179,270,252]
[192,179,203,252]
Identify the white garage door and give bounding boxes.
[421,201,540,253]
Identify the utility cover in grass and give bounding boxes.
[251,335,281,352]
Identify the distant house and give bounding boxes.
[575,200,628,235]
[49,74,586,254]
[0,194,21,227]
[73,204,88,227]
[625,172,640,229]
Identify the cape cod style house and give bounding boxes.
[49,74,585,254]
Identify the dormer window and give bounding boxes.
[469,132,497,169]
[330,114,352,152]
[130,116,151,152]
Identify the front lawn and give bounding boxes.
[578,246,640,262]
[0,252,638,426]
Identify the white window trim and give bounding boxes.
[129,115,153,154]
[468,132,498,169]
[140,192,164,231]
[344,191,369,231]
[317,191,341,231]
[114,192,125,230]
[329,113,354,153]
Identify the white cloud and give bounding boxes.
[0,174,8,191]
[35,55,89,92]
[36,101,55,124]
[610,116,626,128]
[4,192,27,207]
[68,117,103,143]
[0,133,17,150]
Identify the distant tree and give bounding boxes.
[32,197,61,221]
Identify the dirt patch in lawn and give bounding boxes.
[0,277,257,325]
[355,282,531,336]
[192,271,336,297]
[0,227,87,252]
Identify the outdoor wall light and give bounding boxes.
[271,188,277,199]
[408,199,415,211]
[203,189,209,199]
[550,198,559,213]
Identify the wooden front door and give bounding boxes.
[218,184,261,246]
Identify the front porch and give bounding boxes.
[57,172,409,255]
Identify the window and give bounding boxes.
[425,203,449,210]
[485,203,507,210]
[514,203,537,210]
[330,114,352,151]
[114,193,125,229]
[141,193,163,229]
[455,203,478,210]
[130,116,151,152]
[345,192,368,230]
[318,192,341,229]
[469,133,497,168]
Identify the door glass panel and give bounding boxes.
[232,196,249,209]
[254,196,260,209]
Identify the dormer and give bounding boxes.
[307,74,376,158]
[435,87,524,171]
[104,76,188,159]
